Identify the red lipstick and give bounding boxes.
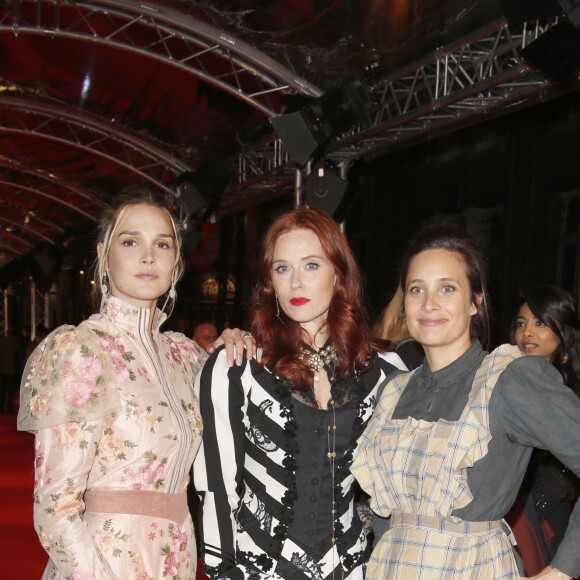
[290,298,310,306]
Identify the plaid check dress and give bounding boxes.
[351,345,523,579]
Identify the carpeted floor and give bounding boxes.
[0,413,48,578]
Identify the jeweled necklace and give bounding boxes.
[297,344,338,382]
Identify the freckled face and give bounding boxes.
[514,302,560,362]
[102,204,176,309]
[404,249,478,361]
[271,228,336,341]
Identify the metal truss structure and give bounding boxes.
[0,0,321,238]
[0,94,192,197]
[219,17,579,215]
[0,161,106,219]
[0,1,578,221]
[0,0,321,115]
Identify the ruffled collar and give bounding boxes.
[100,295,167,335]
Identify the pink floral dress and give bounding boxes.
[18,296,205,580]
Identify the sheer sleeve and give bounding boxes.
[18,324,121,432]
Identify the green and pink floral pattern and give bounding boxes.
[18,296,205,580]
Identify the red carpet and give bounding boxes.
[0,413,208,579]
[0,413,48,578]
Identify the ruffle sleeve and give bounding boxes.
[17,324,121,432]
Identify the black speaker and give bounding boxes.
[270,110,329,167]
[521,20,580,83]
[304,164,349,220]
[270,81,372,167]
[174,154,234,218]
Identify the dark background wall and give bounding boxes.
[345,91,580,345]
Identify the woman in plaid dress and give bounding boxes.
[351,224,580,580]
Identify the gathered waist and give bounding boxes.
[84,489,189,523]
[391,512,502,534]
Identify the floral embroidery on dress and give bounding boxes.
[18,297,203,580]
[147,522,193,579]
[94,519,130,557]
[37,527,80,568]
[44,479,84,522]
[181,399,203,436]
[53,422,97,449]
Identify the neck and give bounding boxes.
[305,333,328,350]
[424,338,473,372]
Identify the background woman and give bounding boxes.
[352,224,580,579]
[376,286,424,370]
[508,286,580,574]
[194,207,406,579]
[18,191,247,579]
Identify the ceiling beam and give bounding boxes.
[0,162,105,221]
[0,94,192,197]
[0,0,321,118]
[219,16,580,214]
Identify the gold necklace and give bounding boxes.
[328,399,344,579]
[297,344,338,383]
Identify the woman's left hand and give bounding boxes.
[525,566,572,579]
[209,328,256,365]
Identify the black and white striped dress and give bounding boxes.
[194,347,405,579]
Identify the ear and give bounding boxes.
[470,292,483,316]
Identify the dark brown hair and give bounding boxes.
[399,223,491,349]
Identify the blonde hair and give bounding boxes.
[95,188,184,314]
[377,287,412,346]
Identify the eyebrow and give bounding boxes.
[406,276,461,285]
[118,230,174,239]
[272,254,325,263]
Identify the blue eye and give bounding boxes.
[441,285,455,293]
[274,264,289,274]
[305,261,319,270]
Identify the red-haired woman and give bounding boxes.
[194,207,406,579]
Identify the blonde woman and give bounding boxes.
[18,190,249,580]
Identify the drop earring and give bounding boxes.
[275,294,280,318]
[169,284,176,300]
[101,272,110,295]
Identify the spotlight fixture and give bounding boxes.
[270,80,372,167]
[173,153,235,220]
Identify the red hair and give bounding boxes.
[250,207,379,391]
